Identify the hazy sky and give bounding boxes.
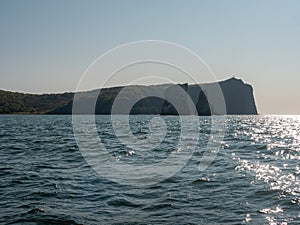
[1,0,300,114]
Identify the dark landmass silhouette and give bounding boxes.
[0,77,257,115]
[0,90,73,114]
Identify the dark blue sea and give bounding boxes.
[0,115,299,224]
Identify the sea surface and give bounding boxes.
[0,115,299,224]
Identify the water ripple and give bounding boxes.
[0,115,300,224]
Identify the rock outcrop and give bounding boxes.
[160,77,257,115]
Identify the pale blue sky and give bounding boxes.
[0,0,300,114]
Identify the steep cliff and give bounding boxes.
[160,77,257,115]
[219,77,257,114]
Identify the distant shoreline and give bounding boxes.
[0,77,258,115]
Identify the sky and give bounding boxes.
[0,0,300,114]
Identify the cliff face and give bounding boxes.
[218,78,257,114]
[0,77,258,115]
[160,77,257,115]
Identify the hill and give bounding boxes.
[0,77,258,115]
[0,90,73,114]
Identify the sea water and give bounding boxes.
[0,115,299,224]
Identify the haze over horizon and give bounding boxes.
[1,0,300,114]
